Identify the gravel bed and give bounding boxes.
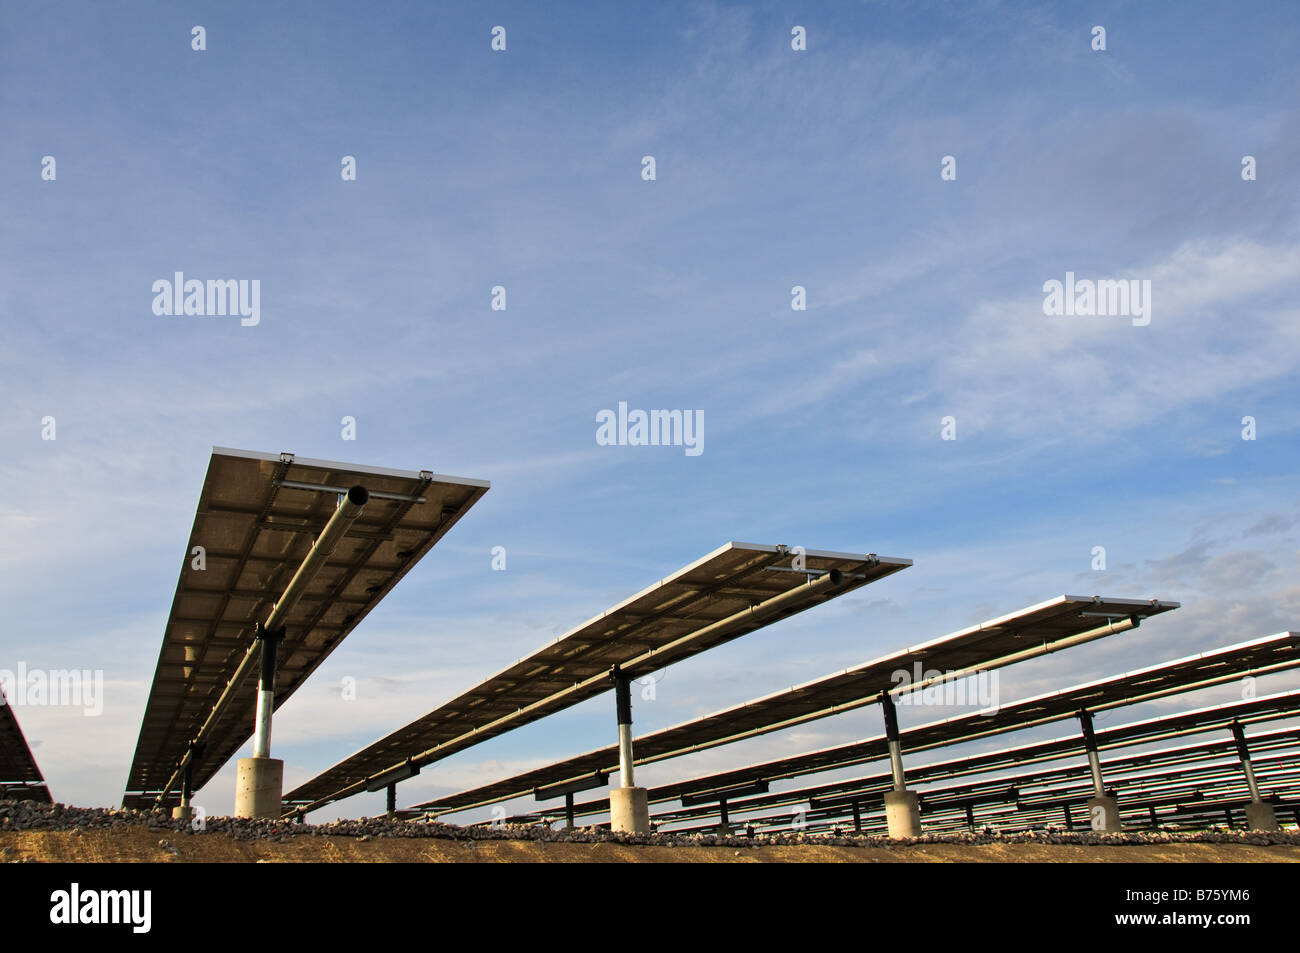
[3,799,1297,849]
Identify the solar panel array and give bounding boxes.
[564,632,1300,810]
[518,690,1300,827]
[123,448,489,809]
[661,725,1300,835]
[285,543,911,811]
[414,595,1178,814]
[469,633,1299,821]
[107,448,1296,837]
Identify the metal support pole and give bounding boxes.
[252,624,283,759]
[386,783,396,815]
[880,692,906,791]
[1078,709,1105,797]
[851,800,861,832]
[965,802,975,830]
[1224,809,1233,828]
[611,666,634,787]
[180,757,192,809]
[1148,805,1158,828]
[719,798,729,829]
[1230,720,1263,803]
[1063,803,1074,830]
[565,793,575,829]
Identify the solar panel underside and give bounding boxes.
[414,595,1179,814]
[609,631,1300,807]
[0,695,51,802]
[450,631,1299,818]
[285,543,912,808]
[122,448,489,809]
[673,751,1300,834]
[664,727,1300,832]
[620,711,1300,828]
[720,756,1300,835]
[525,688,1300,825]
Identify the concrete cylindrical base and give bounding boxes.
[1245,801,1279,831]
[1086,795,1122,832]
[884,790,922,838]
[234,757,284,819]
[171,806,194,822]
[609,786,650,835]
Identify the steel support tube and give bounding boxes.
[1240,761,1262,802]
[153,485,369,807]
[252,627,280,759]
[888,741,907,790]
[264,484,370,633]
[617,725,635,787]
[880,693,907,791]
[614,667,636,787]
[1086,750,1106,796]
[888,615,1140,703]
[1230,721,1263,802]
[1079,709,1106,796]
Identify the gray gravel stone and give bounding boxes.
[0,799,1295,850]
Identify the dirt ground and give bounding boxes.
[4,828,1298,863]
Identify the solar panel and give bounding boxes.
[285,543,911,812]
[660,738,1300,834]
[481,634,1299,822]
[413,595,1178,814]
[505,688,1300,825]
[122,447,489,810]
[0,691,51,802]
[606,632,1300,808]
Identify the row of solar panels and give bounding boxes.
[501,687,1300,829]
[124,448,915,811]
[628,698,1300,830]
[115,447,1294,835]
[612,718,1300,836]
[408,596,1196,815]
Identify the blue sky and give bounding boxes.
[1,1,1297,822]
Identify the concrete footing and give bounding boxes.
[1086,795,1122,832]
[234,757,284,819]
[171,806,194,823]
[1246,801,1280,831]
[609,786,650,834]
[884,790,922,838]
